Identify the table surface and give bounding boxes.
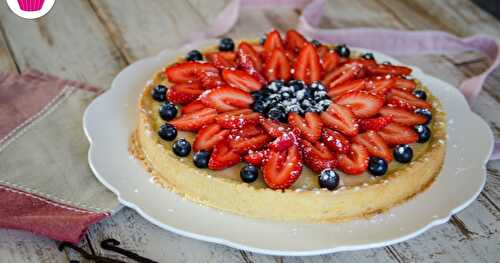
[0,0,499,262]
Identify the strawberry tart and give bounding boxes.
[130,30,446,222]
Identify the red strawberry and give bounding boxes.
[264,49,291,82]
[301,140,337,173]
[222,69,263,92]
[193,123,230,152]
[200,86,254,112]
[320,103,359,137]
[359,116,393,132]
[387,88,432,110]
[321,50,341,73]
[327,79,366,99]
[366,64,412,76]
[378,123,418,145]
[197,70,224,89]
[323,63,362,88]
[166,83,204,105]
[337,143,369,175]
[379,107,427,126]
[268,131,297,151]
[263,30,285,53]
[230,124,264,138]
[215,109,260,129]
[288,112,323,142]
[236,42,265,83]
[244,149,268,167]
[366,77,396,95]
[353,131,392,161]
[336,91,384,118]
[169,108,217,131]
[262,144,302,189]
[230,133,271,154]
[181,100,207,114]
[321,128,351,154]
[208,140,241,170]
[285,29,308,53]
[284,50,297,64]
[206,52,237,70]
[394,78,416,92]
[260,117,290,137]
[293,43,322,84]
[165,61,218,83]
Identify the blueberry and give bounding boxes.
[413,90,427,101]
[415,108,432,125]
[151,85,167,102]
[186,50,203,61]
[311,39,322,47]
[193,151,211,168]
[158,123,177,141]
[318,169,339,190]
[301,99,313,108]
[219,37,235,51]
[251,91,264,101]
[240,165,259,183]
[415,125,431,143]
[281,91,291,99]
[393,144,413,163]
[268,106,286,122]
[172,138,191,157]
[361,53,375,60]
[252,100,267,114]
[303,89,313,100]
[259,35,267,45]
[269,80,285,90]
[288,80,306,91]
[368,157,388,176]
[334,44,350,58]
[382,61,392,65]
[310,82,326,92]
[159,102,178,121]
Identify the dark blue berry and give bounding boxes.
[219,37,235,51]
[158,123,177,141]
[268,106,286,122]
[259,35,267,45]
[413,90,427,100]
[288,80,306,91]
[415,125,431,143]
[172,138,191,157]
[151,85,167,102]
[281,91,292,99]
[319,169,339,190]
[368,157,388,176]
[240,165,259,183]
[361,53,375,60]
[193,151,211,168]
[415,108,432,125]
[252,100,267,114]
[393,144,413,163]
[311,39,322,47]
[382,61,392,65]
[186,50,203,61]
[335,44,350,58]
[252,91,264,101]
[159,102,177,121]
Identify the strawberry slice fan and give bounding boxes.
[188,0,500,160]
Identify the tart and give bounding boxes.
[131,30,446,222]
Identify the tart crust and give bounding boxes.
[131,46,447,223]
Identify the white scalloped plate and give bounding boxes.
[83,39,493,256]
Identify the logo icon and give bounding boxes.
[6,0,56,19]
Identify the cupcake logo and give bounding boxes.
[6,0,56,19]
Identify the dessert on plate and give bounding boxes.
[130,29,446,222]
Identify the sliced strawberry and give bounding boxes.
[166,83,204,105]
[169,108,217,131]
[288,112,323,142]
[230,124,264,138]
[181,100,207,114]
[366,64,412,76]
[301,140,337,173]
[200,86,253,112]
[320,103,359,137]
[285,29,308,53]
[260,117,290,137]
[165,61,218,83]
[394,78,416,92]
[197,70,224,89]
[323,63,362,88]
[230,132,271,154]
[336,91,384,118]
[378,123,418,145]
[366,77,396,95]
[222,69,263,92]
[293,43,322,84]
[208,140,241,170]
[215,109,260,129]
[379,106,428,126]
[327,79,366,99]
[236,42,266,84]
[284,50,297,64]
[387,88,432,110]
[244,149,268,167]
[321,128,351,154]
[263,30,285,53]
[264,49,291,82]
[359,116,393,132]
[206,52,237,70]
[321,50,341,73]
[262,144,302,189]
[268,131,297,151]
[193,123,230,152]
[337,143,369,175]
[353,131,392,161]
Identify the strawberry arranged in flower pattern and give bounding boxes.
[236,42,266,83]
[201,86,254,112]
[327,79,366,99]
[320,103,359,137]
[288,112,323,142]
[353,131,393,161]
[321,128,351,154]
[193,123,230,152]
[244,149,268,167]
[359,116,393,132]
[206,52,237,70]
[365,77,396,95]
[262,133,303,189]
[294,43,322,84]
[167,83,204,105]
[208,140,242,170]
[285,29,308,53]
[378,123,419,145]
[387,88,432,110]
[169,108,218,131]
[379,106,427,126]
[222,69,263,92]
[366,64,412,76]
[264,49,291,82]
[263,30,285,59]
[323,63,362,88]
[260,117,291,138]
[337,143,369,175]
[180,100,206,114]
[335,91,384,118]
[165,61,218,83]
[301,140,338,173]
[215,109,260,129]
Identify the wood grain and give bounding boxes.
[0,229,69,262]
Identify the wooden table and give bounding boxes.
[0,0,499,262]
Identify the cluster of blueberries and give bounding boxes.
[251,80,332,122]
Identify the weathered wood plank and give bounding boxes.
[0,229,69,262]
